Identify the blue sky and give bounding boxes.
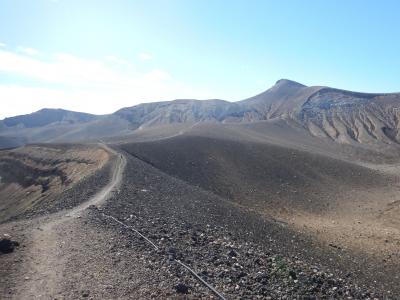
[0,0,399,118]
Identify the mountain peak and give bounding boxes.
[274,79,306,88]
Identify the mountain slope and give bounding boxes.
[1,79,400,148]
[0,111,133,147]
[298,88,400,144]
[237,79,400,145]
[119,132,400,295]
[114,99,240,129]
[238,79,322,119]
[3,108,97,128]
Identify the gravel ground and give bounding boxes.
[89,149,393,299]
[0,146,397,299]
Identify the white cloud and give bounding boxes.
[0,42,5,48]
[0,50,132,86]
[138,52,152,61]
[18,47,40,56]
[105,55,129,65]
[0,48,214,119]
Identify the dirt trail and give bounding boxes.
[70,145,126,216]
[12,144,126,299]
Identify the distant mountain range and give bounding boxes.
[1,79,400,148]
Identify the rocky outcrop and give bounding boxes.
[298,89,400,145]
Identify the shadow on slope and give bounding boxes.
[109,140,399,296]
[120,133,400,278]
[121,135,388,215]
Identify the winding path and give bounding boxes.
[14,144,126,299]
[70,144,126,216]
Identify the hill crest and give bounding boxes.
[1,79,400,148]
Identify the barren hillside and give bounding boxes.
[0,144,110,222]
[2,80,400,149]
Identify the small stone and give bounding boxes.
[81,290,90,297]
[227,249,238,257]
[289,270,297,279]
[0,238,19,254]
[175,283,189,294]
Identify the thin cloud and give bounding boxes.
[138,53,152,61]
[105,55,129,65]
[0,50,130,86]
[18,47,40,56]
[0,48,214,119]
[0,42,5,48]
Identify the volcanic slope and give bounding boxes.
[238,79,400,146]
[2,79,400,149]
[1,137,399,298]
[120,131,400,295]
[0,144,111,223]
[1,144,390,299]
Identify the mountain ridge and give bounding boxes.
[1,79,400,148]
[2,108,98,128]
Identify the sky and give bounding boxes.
[0,0,400,119]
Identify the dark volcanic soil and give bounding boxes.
[92,149,395,298]
[1,140,399,299]
[120,135,389,214]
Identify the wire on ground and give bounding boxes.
[101,212,227,300]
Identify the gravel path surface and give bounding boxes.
[0,144,124,299]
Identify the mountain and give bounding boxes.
[0,109,133,146]
[238,79,400,145]
[239,79,318,118]
[2,108,97,128]
[1,79,400,148]
[114,99,239,129]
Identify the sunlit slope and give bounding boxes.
[121,134,389,215]
[2,79,400,149]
